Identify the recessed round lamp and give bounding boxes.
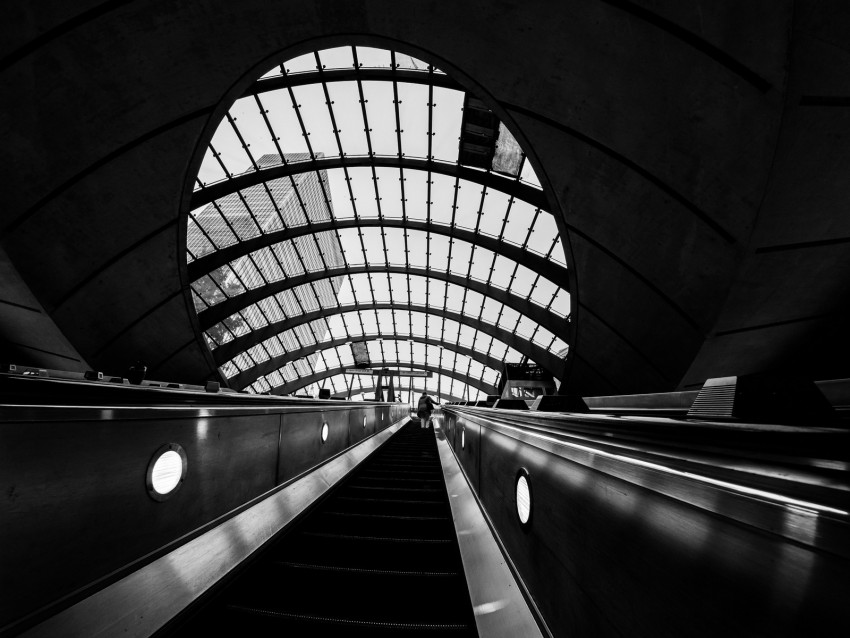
[363,416,367,429]
[516,469,532,527]
[146,444,187,501]
[461,427,465,449]
[321,422,329,442]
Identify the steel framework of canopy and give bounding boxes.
[185,46,571,400]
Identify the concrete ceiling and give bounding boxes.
[1,0,848,395]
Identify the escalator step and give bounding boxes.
[168,420,477,637]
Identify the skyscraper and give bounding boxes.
[188,153,344,388]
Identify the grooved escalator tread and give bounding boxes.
[167,420,478,637]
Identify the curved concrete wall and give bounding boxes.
[1,1,847,392]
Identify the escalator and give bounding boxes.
[169,419,478,637]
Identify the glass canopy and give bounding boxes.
[186,46,570,399]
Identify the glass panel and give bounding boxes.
[402,168,428,220]
[519,157,542,188]
[431,87,463,164]
[230,96,280,166]
[197,148,228,187]
[327,81,369,157]
[527,211,558,254]
[530,277,558,309]
[394,52,429,71]
[291,84,338,158]
[192,46,571,393]
[375,167,403,218]
[208,120,250,178]
[362,81,398,157]
[398,83,429,159]
[348,167,380,217]
[476,190,507,239]
[318,47,355,70]
[453,182,483,231]
[356,47,392,69]
[429,173,456,225]
[283,53,317,75]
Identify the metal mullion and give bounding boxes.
[445,177,461,271]
[209,143,232,181]
[336,309,353,344]
[458,244,475,319]
[378,340,387,370]
[386,273,398,337]
[425,227,432,273]
[544,235,560,259]
[548,334,559,352]
[355,295,367,338]
[510,311,523,337]
[254,93,286,160]
[355,227,378,309]
[288,233,311,276]
[284,78,316,160]
[352,50,388,227]
[484,336,496,360]
[521,208,542,250]
[241,243,275,291]
[475,288,488,324]
[484,244,499,289]
[515,153,528,182]
[426,65,435,161]
[351,47,376,157]
[402,224,411,275]
[331,228,351,270]
[505,262,520,295]
[226,113,259,171]
[373,306,382,342]
[527,272,542,304]
[528,324,541,350]
[370,168,384,220]
[497,196,515,242]
[473,186,488,235]
[317,349,333,376]
[186,221,217,265]
[390,51,403,158]
[306,279,327,327]
[315,52,346,159]
[259,180,289,231]
[544,286,560,313]
[210,200,243,248]
[230,191,265,241]
[439,307,448,348]
[325,80,358,226]
[492,304,506,335]
[283,71,331,227]
[398,167,408,219]
[309,231,331,272]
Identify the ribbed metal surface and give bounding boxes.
[167,421,477,637]
[687,381,736,419]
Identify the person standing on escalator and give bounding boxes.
[417,392,437,428]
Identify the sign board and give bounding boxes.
[344,368,432,378]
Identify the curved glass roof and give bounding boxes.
[186,46,570,399]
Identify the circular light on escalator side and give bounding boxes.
[146,444,187,501]
[363,416,367,428]
[461,428,465,449]
[321,422,329,442]
[516,470,532,527]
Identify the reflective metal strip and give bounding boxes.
[19,419,408,638]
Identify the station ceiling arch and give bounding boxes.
[185,45,572,399]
